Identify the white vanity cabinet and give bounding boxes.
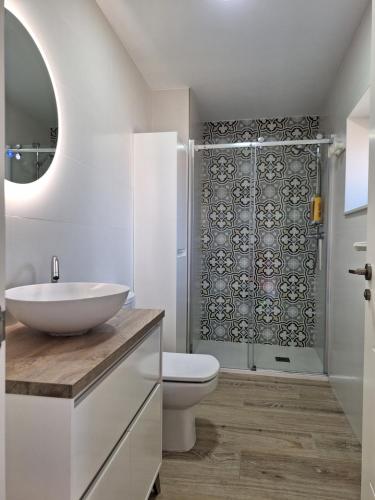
[6,316,163,500]
[86,385,161,500]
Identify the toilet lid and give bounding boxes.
[163,352,220,383]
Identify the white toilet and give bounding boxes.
[162,352,220,452]
[122,294,219,451]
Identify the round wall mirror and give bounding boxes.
[5,9,58,184]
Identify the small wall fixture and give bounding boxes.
[353,241,367,252]
[328,135,346,158]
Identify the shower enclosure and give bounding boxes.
[188,117,330,374]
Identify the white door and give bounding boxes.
[362,5,375,498]
[0,1,5,499]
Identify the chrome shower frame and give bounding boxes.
[194,138,332,151]
[187,137,332,373]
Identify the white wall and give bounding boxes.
[4,0,151,290]
[0,1,5,497]
[189,89,202,142]
[151,89,190,145]
[151,88,203,146]
[323,0,371,440]
[345,115,369,213]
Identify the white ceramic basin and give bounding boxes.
[6,282,129,336]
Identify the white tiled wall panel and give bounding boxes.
[5,0,151,289]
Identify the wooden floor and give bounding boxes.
[153,373,362,500]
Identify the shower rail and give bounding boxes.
[6,148,56,153]
[194,138,332,151]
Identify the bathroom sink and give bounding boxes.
[6,282,129,336]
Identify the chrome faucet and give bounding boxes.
[51,256,60,283]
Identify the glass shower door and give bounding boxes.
[251,143,326,373]
[190,118,327,375]
[192,145,257,370]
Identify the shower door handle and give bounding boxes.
[348,263,372,281]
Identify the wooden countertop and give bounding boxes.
[6,308,164,399]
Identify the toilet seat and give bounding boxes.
[163,352,220,383]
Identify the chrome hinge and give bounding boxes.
[0,307,5,344]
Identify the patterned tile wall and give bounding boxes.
[200,116,321,347]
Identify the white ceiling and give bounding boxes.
[98,0,370,121]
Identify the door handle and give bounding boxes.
[348,263,372,281]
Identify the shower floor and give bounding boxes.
[195,340,324,374]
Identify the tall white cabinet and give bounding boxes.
[133,132,188,352]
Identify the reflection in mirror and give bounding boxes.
[5,9,58,184]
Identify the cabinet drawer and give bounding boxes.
[85,432,131,500]
[84,385,162,500]
[130,384,162,500]
[72,326,161,499]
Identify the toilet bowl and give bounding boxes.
[162,352,220,452]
